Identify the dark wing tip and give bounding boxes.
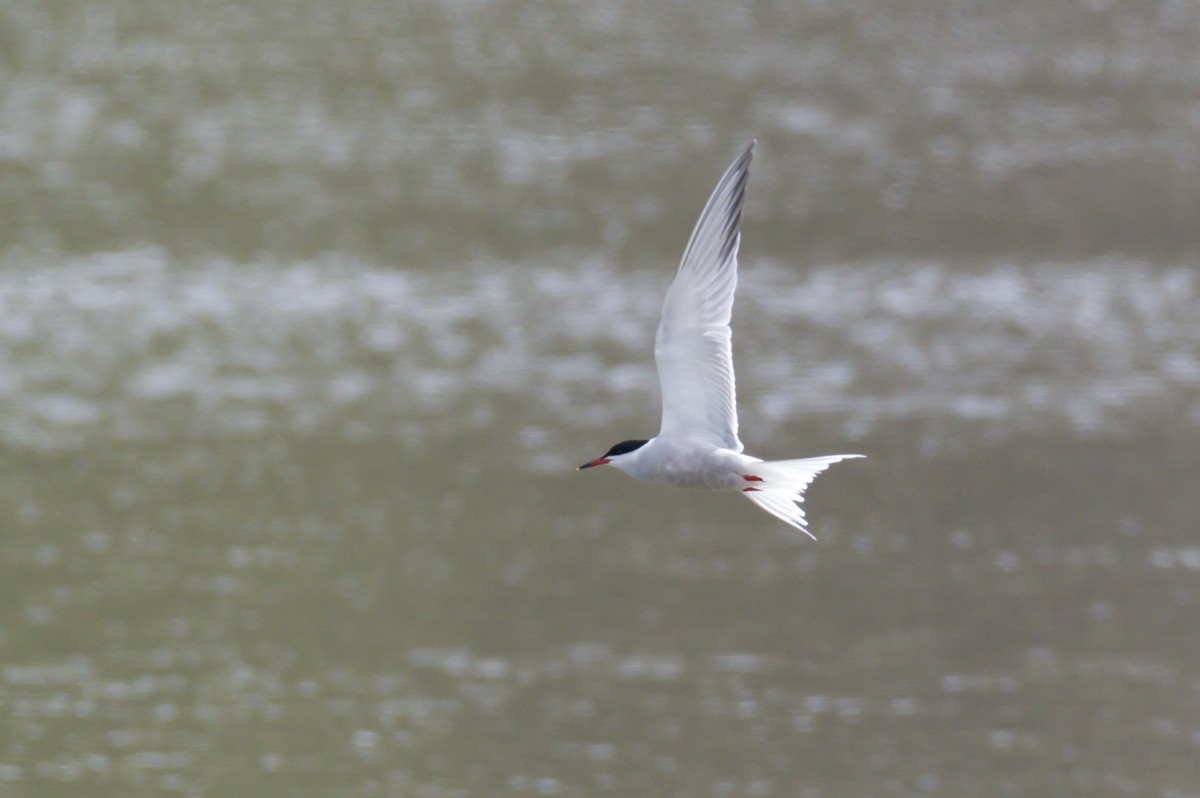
[719,143,755,261]
[730,141,755,175]
[673,138,758,279]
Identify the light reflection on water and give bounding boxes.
[0,250,1195,458]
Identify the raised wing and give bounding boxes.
[654,141,754,451]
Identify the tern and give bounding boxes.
[578,141,862,539]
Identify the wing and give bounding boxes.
[654,141,754,451]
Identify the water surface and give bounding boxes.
[1,2,1199,797]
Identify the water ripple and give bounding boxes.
[0,249,1193,455]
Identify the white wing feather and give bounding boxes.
[654,141,754,451]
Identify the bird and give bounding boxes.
[578,141,862,539]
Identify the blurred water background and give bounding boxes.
[1,2,1199,796]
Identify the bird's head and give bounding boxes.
[578,439,649,470]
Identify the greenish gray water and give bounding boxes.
[2,2,1200,797]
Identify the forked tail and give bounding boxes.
[740,454,864,539]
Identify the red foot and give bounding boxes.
[742,487,761,492]
[742,475,763,482]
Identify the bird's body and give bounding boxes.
[610,437,751,491]
[579,141,861,538]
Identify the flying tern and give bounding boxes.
[578,141,862,539]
